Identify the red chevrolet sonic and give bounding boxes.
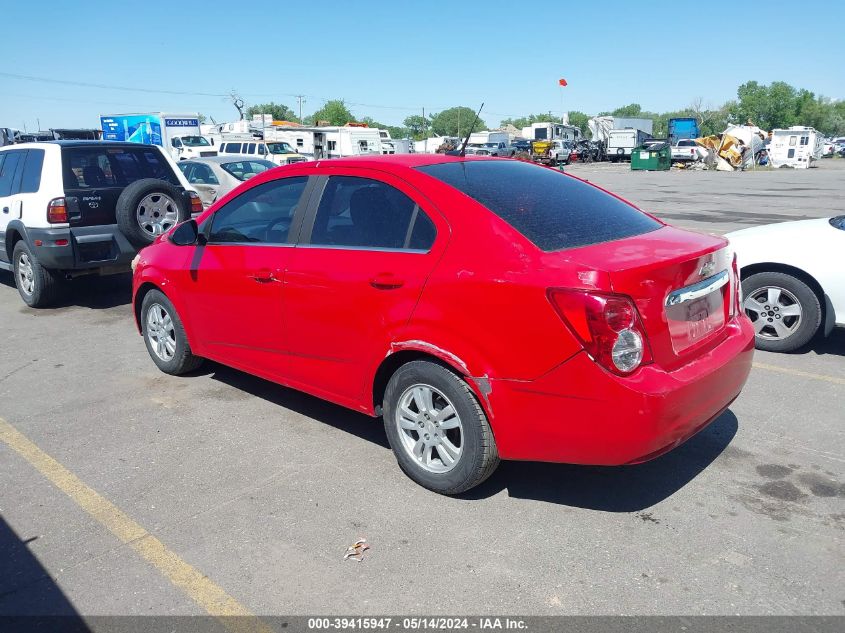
[132,155,754,494]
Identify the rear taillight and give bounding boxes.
[548,289,653,375]
[188,191,203,213]
[47,198,68,223]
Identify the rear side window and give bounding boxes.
[309,176,436,250]
[20,149,45,193]
[417,160,660,251]
[0,150,24,197]
[62,146,179,189]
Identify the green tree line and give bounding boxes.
[234,81,845,141]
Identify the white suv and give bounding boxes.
[0,141,202,307]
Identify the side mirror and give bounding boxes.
[169,219,200,246]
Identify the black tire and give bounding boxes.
[742,271,821,352]
[140,289,203,375]
[116,179,189,248]
[12,240,63,308]
[383,360,499,495]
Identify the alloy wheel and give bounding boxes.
[16,252,35,296]
[146,303,176,361]
[743,286,803,340]
[395,384,463,474]
[136,193,179,237]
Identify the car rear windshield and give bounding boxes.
[62,146,179,189]
[417,160,661,251]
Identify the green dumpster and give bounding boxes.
[631,142,671,171]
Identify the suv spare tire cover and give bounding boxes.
[116,179,189,247]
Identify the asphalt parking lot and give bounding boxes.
[1,161,843,620]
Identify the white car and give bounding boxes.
[728,216,845,351]
[177,155,276,208]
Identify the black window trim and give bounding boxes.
[296,174,437,254]
[201,174,317,247]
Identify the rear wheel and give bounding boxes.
[383,360,499,495]
[13,241,63,308]
[141,289,203,374]
[742,271,821,352]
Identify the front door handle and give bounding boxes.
[2,207,8,214]
[251,269,278,283]
[370,273,404,290]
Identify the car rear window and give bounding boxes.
[62,146,179,189]
[417,160,661,251]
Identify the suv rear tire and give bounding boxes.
[116,179,190,248]
[383,360,499,495]
[13,241,63,308]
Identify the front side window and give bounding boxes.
[267,142,296,154]
[309,176,436,251]
[418,160,660,252]
[224,143,241,153]
[208,176,307,244]
[181,136,210,147]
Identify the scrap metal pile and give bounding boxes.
[689,124,767,171]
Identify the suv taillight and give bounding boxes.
[47,198,68,223]
[548,289,653,375]
[188,191,203,213]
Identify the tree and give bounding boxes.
[429,107,486,137]
[500,113,557,130]
[360,116,410,139]
[311,100,355,126]
[229,92,246,120]
[611,103,643,117]
[197,113,207,124]
[403,114,430,138]
[567,111,590,135]
[246,102,298,122]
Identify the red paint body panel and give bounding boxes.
[133,155,754,465]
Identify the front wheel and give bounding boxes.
[141,289,204,375]
[383,360,499,495]
[742,272,821,352]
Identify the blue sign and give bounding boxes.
[164,118,199,127]
[100,115,163,146]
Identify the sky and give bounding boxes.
[1,0,843,132]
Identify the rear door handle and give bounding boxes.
[2,207,8,214]
[370,273,404,290]
[251,269,278,283]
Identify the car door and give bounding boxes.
[178,174,311,380]
[284,170,445,407]
[179,162,219,207]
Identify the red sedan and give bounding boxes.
[132,155,754,494]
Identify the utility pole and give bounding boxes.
[422,107,426,152]
[296,95,305,122]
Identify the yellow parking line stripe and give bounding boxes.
[0,417,274,633]
[752,362,845,385]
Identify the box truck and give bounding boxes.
[100,113,217,161]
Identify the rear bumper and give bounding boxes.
[27,225,137,272]
[486,316,755,464]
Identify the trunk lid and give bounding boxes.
[564,226,733,370]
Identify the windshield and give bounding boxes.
[417,160,660,252]
[483,143,498,148]
[830,216,845,230]
[181,136,210,147]
[267,142,297,154]
[221,159,276,181]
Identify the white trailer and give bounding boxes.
[100,113,217,160]
[264,126,382,159]
[468,131,510,145]
[768,126,825,169]
[521,122,582,141]
[607,128,652,162]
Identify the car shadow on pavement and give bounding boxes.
[206,363,391,449]
[206,362,736,510]
[803,329,845,357]
[0,517,90,629]
[0,271,132,311]
[461,410,738,511]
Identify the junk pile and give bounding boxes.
[688,124,768,171]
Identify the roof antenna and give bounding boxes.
[448,103,484,156]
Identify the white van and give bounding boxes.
[217,139,307,166]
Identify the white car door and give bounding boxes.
[0,149,29,254]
